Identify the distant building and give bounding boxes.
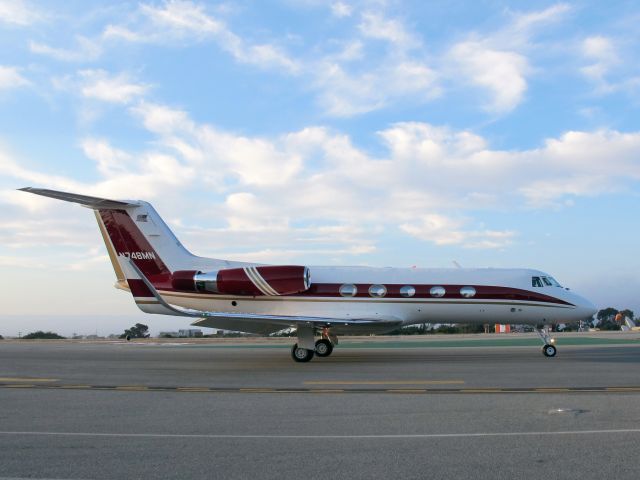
[159,331,179,338]
[178,329,203,338]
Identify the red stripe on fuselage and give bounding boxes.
[156,281,573,306]
[301,284,572,305]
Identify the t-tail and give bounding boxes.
[19,187,233,315]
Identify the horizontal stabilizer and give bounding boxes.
[20,187,138,209]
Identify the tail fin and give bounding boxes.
[20,187,206,314]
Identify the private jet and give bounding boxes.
[20,188,597,362]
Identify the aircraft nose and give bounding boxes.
[574,295,597,319]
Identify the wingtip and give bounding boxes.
[18,187,33,192]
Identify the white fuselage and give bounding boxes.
[146,265,595,328]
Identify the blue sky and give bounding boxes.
[1,0,639,336]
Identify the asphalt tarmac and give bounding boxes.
[1,336,639,479]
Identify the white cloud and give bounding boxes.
[0,255,46,268]
[580,36,618,87]
[502,3,571,47]
[400,215,515,248]
[131,102,193,135]
[123,105,640,250]
[4,94,640,257]
[583,35,617,60]
[449,42,529,113]
[0,0,43,26]
[0,66,29,90]
[81,138,132,176]
[104,0,300,73]
[331,2,352,18]
[445,3,569,114]
[29,36,102,62]
[102,25,146,42]
[132,101,304,187]
[78,70,150,104]
[314,57,438,117]
[578,35,640,95]
[358,11,418,49]
[306,9,440,116]
[140,0,223,36]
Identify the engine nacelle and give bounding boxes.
[171,265,310,296]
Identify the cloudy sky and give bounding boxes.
[1,0,639,336]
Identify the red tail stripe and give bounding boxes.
[127,279,154,298]
[99,209,169,277]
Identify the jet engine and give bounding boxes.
[171,265,310,296]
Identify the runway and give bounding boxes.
[1,336,639,479]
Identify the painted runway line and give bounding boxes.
[1,429,640,439]
[2,382,640,394]
[303,380,465,385]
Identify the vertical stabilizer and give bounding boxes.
[20,187,212,315]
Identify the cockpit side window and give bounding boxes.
[532,276,543,288]
[542,277,553,286]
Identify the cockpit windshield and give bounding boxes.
[532,275,562,288]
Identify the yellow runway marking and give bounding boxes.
[2,382,640,395]
[304,380,464,386]
[386,389,428,394]
[0,377,58,382]
[461,389,504,393]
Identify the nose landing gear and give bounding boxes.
[536,326,557,357]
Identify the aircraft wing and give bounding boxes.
[128,261,403,335]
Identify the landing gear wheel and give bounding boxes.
[291,344,314,362]
[315,339,333,357]
[542,344,557,357]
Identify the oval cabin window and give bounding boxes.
[400,285,416,297]
[460,286,476,298]
[430,286,446,298]
[339,284,358,297]
[368,284,387,298]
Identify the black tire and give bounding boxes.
[125,335,131,342]
[542,344,557,357]
[291,343,314,362]
[315,339,334,357]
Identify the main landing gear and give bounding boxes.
[291,325,337,363]
[536,326,557,357]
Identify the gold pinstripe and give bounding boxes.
[244,266,279,296]
[94,210,126,284]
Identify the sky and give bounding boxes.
[0,0,639,337]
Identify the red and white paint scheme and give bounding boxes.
[20,187,597,362]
